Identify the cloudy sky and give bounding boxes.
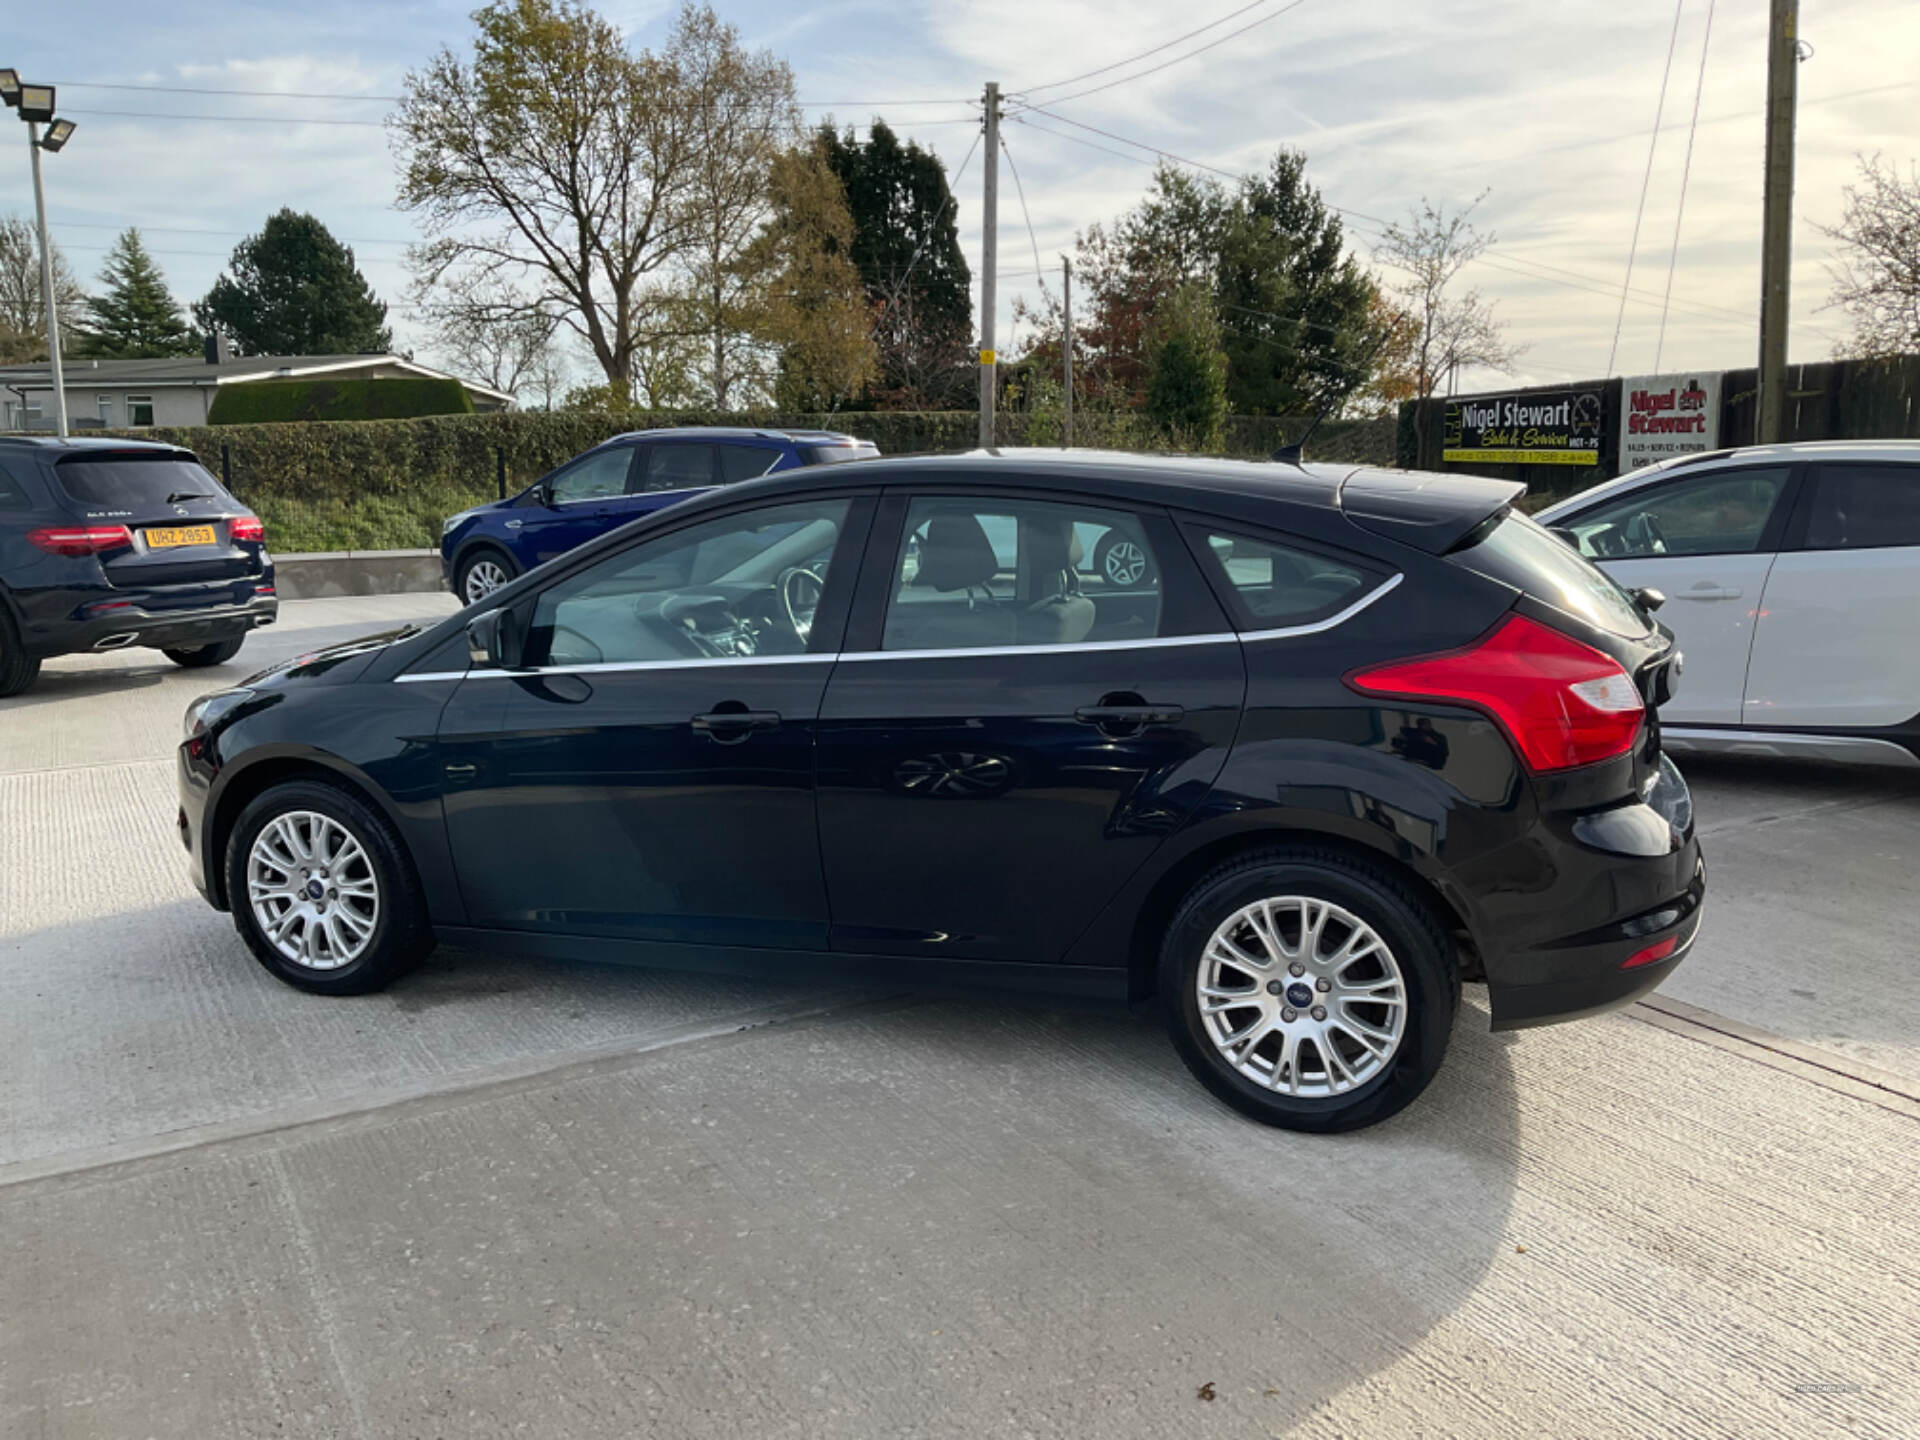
[13,0,1919,394]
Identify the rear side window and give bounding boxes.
[1192,529,1377,629]
[1804,464,1920,550]
[0,458,35,511]
[1455,512,1648,638]
[640,444,719,493]
[53,454,227,511]
[1565,468,1789,558]
[717,444,778,483]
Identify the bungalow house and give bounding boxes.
[0,337,513,430]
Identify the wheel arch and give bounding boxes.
[1117,825,1478,1003]
[205,749,421,913]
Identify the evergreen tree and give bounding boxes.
[1144,283,1228,447]
[77,229,196,358]
[194,210,391,355]
[818,120,972,406]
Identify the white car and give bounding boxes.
[1535,440,1920,768]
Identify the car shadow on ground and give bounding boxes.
[3,900,1522,1435]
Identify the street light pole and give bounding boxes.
[25,119,68,438]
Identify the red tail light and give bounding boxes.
[229,516,265,543]
[27,524,135,558]
[1347,613,1645,773]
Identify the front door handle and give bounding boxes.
[1677,585,1742,600]
[692,704,781,744]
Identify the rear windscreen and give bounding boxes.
[1452,511,1649,637]
[54,455,228,511]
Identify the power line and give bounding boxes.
[999,135,1052,304]
[1017,0,1278,97]
[1656,0,1716,371]
[1009,0,1315,110]
[66,107,389,127]
[1606,0,1687,377]
[54,78,976,108]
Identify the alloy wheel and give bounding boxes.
[463,557,510,603]
[1103,539,1148,588]
[246,810,381,970]
[1196,895,1407,1097]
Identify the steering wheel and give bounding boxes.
[1627,510,1670,556]
[779,567,825,642]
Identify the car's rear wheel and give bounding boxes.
[225,778,434,994]
[1092,529,1157,589]
[163,637,246,668]
[0,603,40,698]
[457,548,517,604]
[1160,848,1457,1132]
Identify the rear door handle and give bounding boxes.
[1074,704,1184,729]
[1677,585,1742,600]
[692,707,781,743]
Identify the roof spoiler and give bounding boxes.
[1337,469,1528,555]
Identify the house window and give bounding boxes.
[127,395,154,427]
[5,398,43,431]
[97,394,117,427]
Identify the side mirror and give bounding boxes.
[1632,586,1667,613]
[465,608,525,669]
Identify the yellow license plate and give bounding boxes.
[144,524,218,549]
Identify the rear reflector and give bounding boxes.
[27,524,135,557]
[1622,936,1679,969]
[229,516,265,543]
[1347,613,1645,773]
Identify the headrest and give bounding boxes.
[1024,519,1079,587]
[914,512,1001,592]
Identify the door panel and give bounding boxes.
[438,495,862,946]
[1592,554,1775,724]
[516,445,640,562]
[816,492,1243,966]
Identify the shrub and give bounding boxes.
[207,377,475,426]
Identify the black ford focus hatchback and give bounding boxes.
[179,451,1701,1132]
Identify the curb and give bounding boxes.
[274,549,446,601]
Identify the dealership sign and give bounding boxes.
[1618,371,1721,470]
[1442,388,1605,466]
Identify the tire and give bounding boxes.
[1158,847,1458,1133]
[225,778,434,995]
[1092,529,1157,589]
[163,636,246,668]
[456,547,517,605]
[0,603,39,698]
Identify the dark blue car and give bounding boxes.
[440,426,878,603]
[0,436,275,697]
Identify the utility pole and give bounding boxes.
[1756,0,1798,445]
[26,122,69,438]
[1061,255,1073,448]
[978,82,1000,451]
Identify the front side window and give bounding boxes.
[1195,529,1376,628]
[1566,467,1790,558]
[548,446,636,504]
[126,396,154,428]
[640,444,719,492]
[883,496,1162,652]
[526,497,851,668]
[1804,464,1920,550]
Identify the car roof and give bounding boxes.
[1535,438,1920,520]
[715,448,1525,555]
[0,435,188,454]
[604,426,870,445]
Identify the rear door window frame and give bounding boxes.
[1779,459,1920,553]
[1175,513,1392,635]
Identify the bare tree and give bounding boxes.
[673,5,798,408]
[418,275,561,400]
[392,0,700,388]
[0,215,87,363]
[1373,194,1522,406]
[1821,153,1920,358]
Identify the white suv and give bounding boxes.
[1536,440,1920,768]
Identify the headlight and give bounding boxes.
[183,688,254,740]
[443,511,473,536]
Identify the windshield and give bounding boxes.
[56,455,228,511]
[1452,511,1649,638]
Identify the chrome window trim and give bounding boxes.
[396,572,1403,683]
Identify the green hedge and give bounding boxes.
[207,376,476,426]
[102,408,1399,553]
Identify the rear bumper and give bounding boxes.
[53,595,278,656]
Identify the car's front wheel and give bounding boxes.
[163,637,246,668]
[225,778,434,994]
[1160,848,1457,1132]
[456,548,517,605]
